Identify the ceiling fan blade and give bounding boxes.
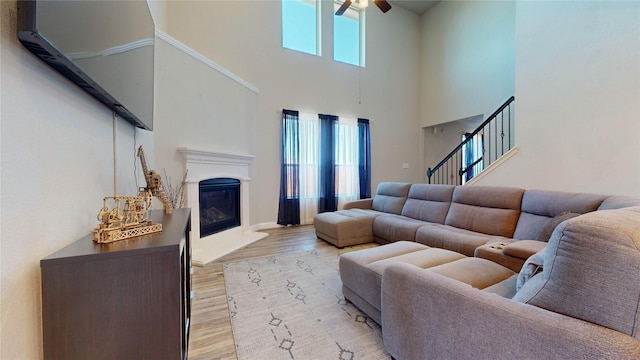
[335,0,352,16]
[374,0,392,13]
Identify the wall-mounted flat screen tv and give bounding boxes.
[17,0,155,130]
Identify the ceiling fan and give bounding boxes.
[335,0,392,16]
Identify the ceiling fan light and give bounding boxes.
[359,0,369,9]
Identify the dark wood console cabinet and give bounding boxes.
[41,209,191,360]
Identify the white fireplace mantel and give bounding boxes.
[178,147,267,266]
[178,147,254,181]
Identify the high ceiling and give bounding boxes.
[389,0,440,15]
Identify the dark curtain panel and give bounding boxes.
[277,110,301,225]
[318,114,338,213]
[357,118,371,199]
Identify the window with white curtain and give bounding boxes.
[278,110,370,226]
[296,114,360,223]
[298,112,320,224]
[335,117,360,209]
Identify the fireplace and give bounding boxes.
[199,178,240,238]
[179,147,268,266]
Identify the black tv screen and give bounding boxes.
[17,0,155,130]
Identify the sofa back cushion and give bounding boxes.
[371,182,411,215]
[445,186,524,238]
[513,207,640,340]
[598,195,640,210]
[401,184,455,224]
[513,190,608,240]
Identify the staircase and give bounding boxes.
[426,96,515,185]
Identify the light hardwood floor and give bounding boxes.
[187,225,334,360]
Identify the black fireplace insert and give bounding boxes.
[199,178,240,238]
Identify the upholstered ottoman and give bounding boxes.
[339,241,465,323]
[314,210,376,248]
[339,241,517,324]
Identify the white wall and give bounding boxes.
[0,1,153,358]
[147,0,169,31]
[152,32,260,225]
[163,0,422,226]
[474,1,640,196]
[419,1,515,128]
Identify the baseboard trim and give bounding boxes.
[249,222,317,232]
[249,222,284,232]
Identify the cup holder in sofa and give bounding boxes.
[489,243,509,251]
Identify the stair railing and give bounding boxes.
[426,96,515,184]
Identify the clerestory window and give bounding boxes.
[282,0,321,56]
[281,0,365,66]
[334,1,365,66]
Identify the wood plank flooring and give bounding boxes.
[187,225,335,360]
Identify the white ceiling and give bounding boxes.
[388,0,440,15]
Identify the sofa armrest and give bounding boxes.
[502,239,547,260]
[474,242,525,272]
[381,263,640,360]
[342,198,373,210]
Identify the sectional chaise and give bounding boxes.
[313,182,640,359]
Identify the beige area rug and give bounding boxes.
[223,247,389,360]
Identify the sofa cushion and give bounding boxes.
[342,198,373,210]
[513,207,640,340]
[598,195,640,210]
[513,189,607,240]
[342,208,387,217]
[427,257,516,290]
[535,212,580,242]
[371,182,411,215]
[415,224,510,257]
[445,186,524,238]
[372,214,427,243]
[400,184,455,224]
[516,246,546,291]
[482,275,518,298]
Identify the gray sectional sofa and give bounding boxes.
[313,182,640,359]
[315,182,636,271]
[382,206,640,359]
